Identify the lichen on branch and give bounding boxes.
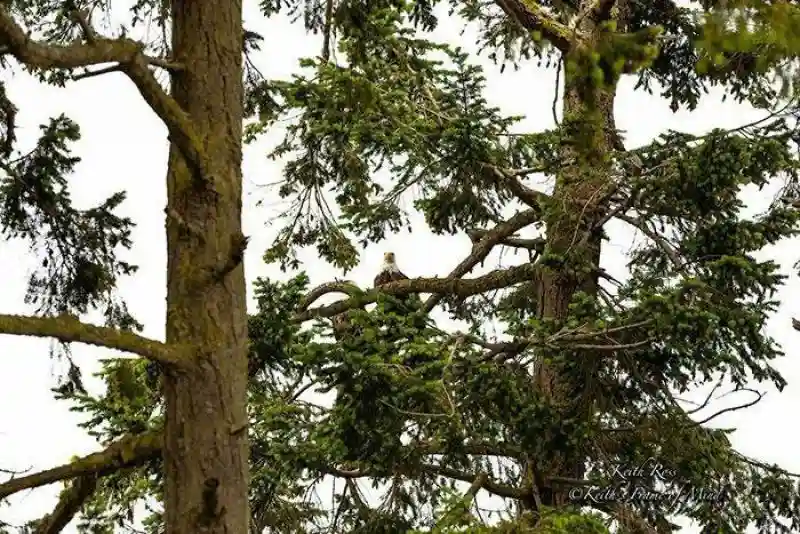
[0,313,186,366]
[0,431,161,500]
[293,262,540,322]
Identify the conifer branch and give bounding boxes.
[0,431,161,500]
[493,0,573,51]
[0,314,186,366]
[31,475,98,534]
[294,262,540,322]
[0,8,212,189]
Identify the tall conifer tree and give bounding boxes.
[2,0,800,533]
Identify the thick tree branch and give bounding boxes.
[422,208,544,313]
[0,314,186,366]
[493,0,573,51]
[0,431,161,500]
[298,281,365,312]
[32,475,97,534]
[294,262,539,322]
[0,9,212,188]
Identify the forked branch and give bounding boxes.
[423,207,545,313]
[0,314,186,366]
[0,9,212,188]
[0,432,161,500]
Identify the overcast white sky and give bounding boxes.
[1,3,799,533]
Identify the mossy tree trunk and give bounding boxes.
[162,1,249,533]
[532,20,620,510]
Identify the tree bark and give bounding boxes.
[162,1,248,533]
[531,16,620,509]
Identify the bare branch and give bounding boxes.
[0,313,187,366]
[0,9,210,188]
[71,64,121,80]
[0,431,161,500]
[32,475,97,534]
[478,319,653,361]
[617,214,683,269]
[423,208,544,313]
[464,473,488,499]
[693,388,764,426]
[568,338,655,351]
[466,229,544,253]
[683,377,724,415]
[0,465,30,475]
[492,0,573,51]
[793,317,800,331]
[480,162,549,210]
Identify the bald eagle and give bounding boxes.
[373,251,409,287]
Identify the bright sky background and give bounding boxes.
[1,3,799,533]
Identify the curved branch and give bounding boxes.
[32,475,97,534]
[294,262,539,322]
[692,388,764,426]
[0,9,212,188]
[0,313,186,366]
[423,208,544,313]
[297,281,365,312]
[0,431,161,500]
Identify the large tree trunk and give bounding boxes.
[531,21,620,509]
[162,1,248,533]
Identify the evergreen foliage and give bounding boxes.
[3,0,800,533]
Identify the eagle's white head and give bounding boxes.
[382,251,400,272]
